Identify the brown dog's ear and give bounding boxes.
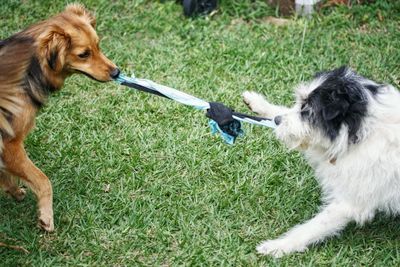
[38,28,71,73]
[65,3,96,27]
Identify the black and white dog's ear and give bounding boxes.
[322,100,349,121]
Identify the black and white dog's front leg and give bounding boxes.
[257,201,353,257]
[242,91,289,118]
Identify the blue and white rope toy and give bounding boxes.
[115,72,276,144]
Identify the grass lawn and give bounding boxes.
[1,0,400,265]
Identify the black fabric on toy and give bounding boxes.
[206,102,243,138]
[120,80,170,99]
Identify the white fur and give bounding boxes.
[243,81,400,257]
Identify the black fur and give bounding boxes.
[48,51,58,71]
[302,66,375,143]
[1,35,57,108]
[0,35,34,49]
[23,56,55,108]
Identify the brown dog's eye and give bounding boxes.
[78,50,91,59]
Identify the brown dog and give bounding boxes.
[0,4,119,231]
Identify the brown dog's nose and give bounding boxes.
[110,68,120,79]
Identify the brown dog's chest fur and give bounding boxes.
[9,95,38,142]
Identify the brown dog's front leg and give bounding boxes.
[3,141,54,232]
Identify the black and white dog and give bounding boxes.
[243,66,400,257]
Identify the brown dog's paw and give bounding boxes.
[38,215,54,232]
[5,187,26,202]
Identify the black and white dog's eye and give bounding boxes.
[301,110,310,117]
[300,103,311,117]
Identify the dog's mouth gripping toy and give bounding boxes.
[115,72,276,144]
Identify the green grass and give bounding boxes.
[1,0,400,265]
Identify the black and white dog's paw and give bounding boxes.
[242,91,270,116]
[256,238,307,258]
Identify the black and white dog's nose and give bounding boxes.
[274,116,282,126]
